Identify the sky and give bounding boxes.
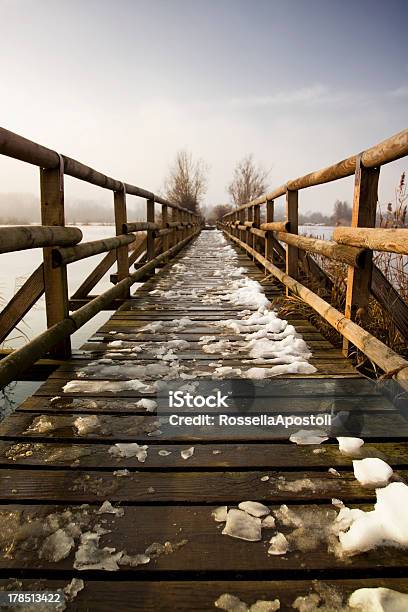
[0,0,407,217]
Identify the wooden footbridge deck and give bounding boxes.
[0,127,408,609]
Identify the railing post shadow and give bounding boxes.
[40,160,71,359]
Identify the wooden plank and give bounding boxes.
[16,392,392,414]
[0,441,406,469]
[0,503,407,573]
[0,264,44,344]
[0,578,406,611]
[2,411,408,440]
[1,468,407,504]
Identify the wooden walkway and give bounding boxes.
[0,230,407,610]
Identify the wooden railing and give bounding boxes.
[218,128,408,385]
[0,127,202,389]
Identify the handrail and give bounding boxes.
[0,127,193,213]
[218,126,408,377]
[222,228,408,385]
[226,127,408,213]
[51,234,136,266]
[0,125,204,376]
[0,225,82,254]
[0,230,200,390]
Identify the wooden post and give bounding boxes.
[247,206,254,258]
[162,204,169,259]
[40,161,71,358]
[239,208,245,245]
[265,199,274,269]
[114,186,130,297]
[343,156,380,355]
[286,189,299,296]
[146,198,155,261]
[170,207,176,248]
[253,203,261,255]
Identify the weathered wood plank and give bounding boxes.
[0,504,407,573]
[1,578,407,611]
[0,441,406,469]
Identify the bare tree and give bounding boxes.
[164,150,208,213]
[205,203,233,225]
[228,155,269,207]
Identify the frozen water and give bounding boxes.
[212,506,228,522]
[238,501,270,518]
[97,500,124,517]
[222,509,262,541]
[39,528,74,562]
[74,529,123,571]
[336,482,408,555]
[353,458,393,487]
[136,398,157,412]
[74,415,101,436]
[348,587,408,611]
[289,430,328,445]
[268,532,289,555]
[261,515,276,529]
[109,443,148,462]
[337,437,365,455]
[214,593,249,611]
[181,446,195,460]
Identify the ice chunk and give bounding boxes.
[63,380,151,393]
[181,446,195,460]
[268,532,289,555]
[337,437,365,455]
[238,501,270,518]
[260,475,270,482]
[222,509,262,541]
[24,415,55,434]
[212,506,228,522]
[64,578,84,601]
[261,515,276,529]
[250,601,280,612]
[214,593,249,611]
[158,449,172,457]
[289,430,328,445]
[119,552,150,567]
[348,587,408,611]
[113,469,130,477]
[74,530,122,571]
[74,415,100,436]
[97,500,124,517]
[109,443,148,462]
[245,367,267,380]
[328,468,341,477]
[136,398,157,412]
[337,482,408,555]
[39,528,74,562]
[353,458,393,487]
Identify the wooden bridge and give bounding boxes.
[0,127,408,610]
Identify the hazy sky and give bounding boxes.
[1,0,407,215]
